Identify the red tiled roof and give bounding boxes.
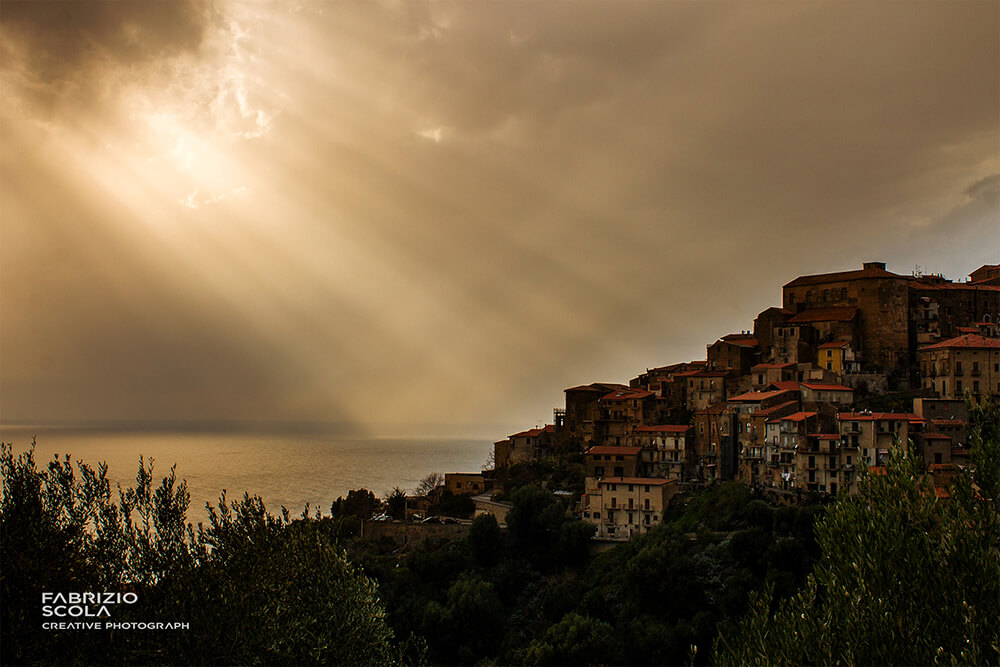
[602,389,655,401]
[729,389,797,403]
[756,400,800,417]
[935,487,951,499]
[913,282,1000,293]
[788,307,859,323]
[781,411,818,422]
[713,337,758,348]
[634,425,693,434]
[806,433,842,439]
[510,425,554,438]
[784,265,908,288]
[597,477,675,487]
[838,412,927,422]
[923,432,953,440]
[817,340,850,349]
[585,446,642,456]
[751,363,795,370]
[768,381,802,392]
[931,418,965,427]
[801,383,854,392]
[678,370,729,378]
[919,334,1000,351]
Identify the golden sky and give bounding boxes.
[1,1,998,435]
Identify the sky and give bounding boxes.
[1,1,998,437]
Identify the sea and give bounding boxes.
[0,426,492,525]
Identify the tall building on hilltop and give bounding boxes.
[776,262,1000,387]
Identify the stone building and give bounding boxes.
[681,370,730,411]
[580,477,678,541]
[556,383,630,449]
[631,424,694,480]
[595,388,658,446]
[584,445,642,479]
[919,334,1000,404]
[837,411,926,467]
[495,424,555,468]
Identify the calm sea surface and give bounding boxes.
[0,427,491,524]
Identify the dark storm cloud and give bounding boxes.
[1,1,997,431]
[1,0,212,79]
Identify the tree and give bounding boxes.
[525,612,618,666]
[330,488,381,519]
[1,444,397,665]
[716,434,1000,665]
[385,486,407,520]
[969,394,1000,511]
[415,472,443,496]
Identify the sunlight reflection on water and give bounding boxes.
[1,428,491,524]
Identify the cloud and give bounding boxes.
[1,0,214,82]
[1,1,997,432]
[964,174,1000,204]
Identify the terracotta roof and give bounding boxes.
[768,381,802,392]
[565,383,629,393]
[781,411,818,422]
[756,307,793,317]
[634,425,693,434]
[923,432,953,440]
[602,389,655,401]
[597,477,675,487]
[806,433,842,439]
[838,412,926,422]
[756,400,800,417]
[931,418,965,427]
[698,401,729,415]
[913,282,1000,293]
[788,307,859,323]
[713,337,758,348]
[729,389,797,403]
[934,487,951,499]
[784,265,908,288]
[585,446,642,456]
[801,383,854,392]
[751,363,795,370]
[868,466,888,475]
[817,340,850,349]
[510,425,554,438]
[678,370,729,378]
[919,334,1000,351]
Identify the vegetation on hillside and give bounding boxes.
[0,444,395,666]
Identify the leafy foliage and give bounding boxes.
[717,431,1000,665]
[0,444,396,665]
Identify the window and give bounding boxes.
[593,512,600,519]
[957,380,963,393]
[628,512,634,525]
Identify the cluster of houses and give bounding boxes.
[443,262,1000,541]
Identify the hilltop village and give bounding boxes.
[412,262,1000,543]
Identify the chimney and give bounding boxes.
[863,262,886,271]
